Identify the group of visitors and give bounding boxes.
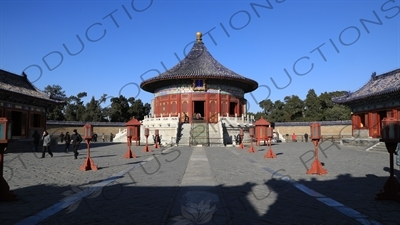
[32,129,83,160]
[291,133,309,142]
[99,132,113,142]
[32,129,116,160]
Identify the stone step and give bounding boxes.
[367,142,390,152]
[177,124,191,146]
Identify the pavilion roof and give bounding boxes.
[254,117,271,126]
[140,32,258,93]
[0,69,65,105]
[332,68,400,104]
[126,117,142,126]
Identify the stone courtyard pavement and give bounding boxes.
[1,141,399,225]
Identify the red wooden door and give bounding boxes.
[209,100,218,123]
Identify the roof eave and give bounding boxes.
[141,76,258,93]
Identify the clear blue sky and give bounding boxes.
[1,0,399,113]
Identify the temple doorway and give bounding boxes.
[229,102,237,116]
[11,111,24,137]
[378,110,386,121]
[193,101,205,120]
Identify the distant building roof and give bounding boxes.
[332,68,400,104]
[140,32,258,93]
[0,69,65,105]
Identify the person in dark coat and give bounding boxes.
[59,132,65,143]
[395,145,400,167]
[32,130,40,152]
[64,132,71,152]
[304,133,309,142]
[41,131,53,158]
[71,129,82,159]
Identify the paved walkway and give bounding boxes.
[1,141,399,224]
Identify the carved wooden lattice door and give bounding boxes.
[209,100,218,123]
[370,112,379,138]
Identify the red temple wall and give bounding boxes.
[351,107,400,138]
[153,93,245,123]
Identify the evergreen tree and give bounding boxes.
[269,100,288,122]
[82,96,104,122]
[283,95,304,121]
[43,85,66,121]
[319,91,351,120]
[127,98,152,120]
[64,92,87,121]
[304,89,322,121]
[324,104,351,120]
[109,95,130,122]
[259,99,274,116]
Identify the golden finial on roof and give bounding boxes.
[196,32,202,42]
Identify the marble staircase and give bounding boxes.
[176,123,191,146]
[190,122,209,146]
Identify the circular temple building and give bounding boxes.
[140,32,258,124]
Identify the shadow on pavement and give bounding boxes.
[0,174,399,225]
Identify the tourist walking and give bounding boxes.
[32,130,40,152]
[71,129,83,159]
[64,131,71,152]
[41,131,53,158]
[102,133,105,142]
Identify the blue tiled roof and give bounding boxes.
[140,36,258,93]
[0,69,64,104]
[332,68,400,104]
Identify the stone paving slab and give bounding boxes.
[0,141,399,224]
[1,143,189,225]
[214,142,400,224]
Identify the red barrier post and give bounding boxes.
[80,124,98,171]
[306,123,327,175]
[124,126,137,158]
[143,128,151,152]
[0,118,16,201]
[376,117,400,202]
[248,127,256,153]
[264,126,276,158]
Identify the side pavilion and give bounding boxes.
[332,68,400,139]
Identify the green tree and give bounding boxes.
[109,95,130,122]
[64,92,87,121]
[43,85,66,121]
[304,89,322,121]
[283,95,304,121]
[319,91,351,120]
[253,112,267,121]
[259,99,274,116]
[324,104,351,120]
[127,98,152,120]
[269,100,288,122]
[82,96,104,122]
